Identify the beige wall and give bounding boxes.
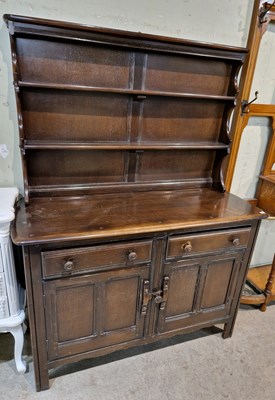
[0,1,273,265]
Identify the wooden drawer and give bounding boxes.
[42,240,152,279]
[166,228,251,259]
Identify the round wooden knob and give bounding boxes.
[181,241,193,252]
[232,238,240,246]
[128,251,137,261]
[64,260,74,271]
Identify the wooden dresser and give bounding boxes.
[4,14,266,391]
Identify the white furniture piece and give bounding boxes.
[0,187,26,373]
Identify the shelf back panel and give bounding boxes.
[25,148,216,190]
[21,90,131,142]
[141,98,226,143]
[26,150,126,186]
[16,38,134,89]
[145,53,233,96]
[137,150,216,182]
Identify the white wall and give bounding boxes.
[0,0,273,265]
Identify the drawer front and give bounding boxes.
[166,227,251,259]
[42,240,152,279]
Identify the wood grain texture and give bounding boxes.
[12,189,265,245]
[257,176,275,215]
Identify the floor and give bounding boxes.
[0,304,275,400]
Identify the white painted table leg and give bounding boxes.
[23,322,27,334]
[10,324,26,373]
[0,310,26,373]
[0,187,27,374]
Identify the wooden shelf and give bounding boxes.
[259,174,275,184]
[24,140,230,150]
[28,178,213,195]
[241,262,275,309]
[257,174,275,216]
[247,265,275,295]
[18,81,236,101]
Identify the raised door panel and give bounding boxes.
[54,282,95,342]
[44,265,149,360]
[156,253,243,334]
[156,259,200,334]
[164,264,199,316]
[103,277,139,331]
[200,258,236,309]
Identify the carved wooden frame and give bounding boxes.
[225,0,275,190]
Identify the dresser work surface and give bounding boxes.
[13,189,264,244]
[4,14,266,391]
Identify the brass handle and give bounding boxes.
[141,280,150,315]
[128,251,137,261]
[232,238,240,246]
[154,295,163,304]
[160,276,169,310]
[181,241,193,252]
[64,260,74,272]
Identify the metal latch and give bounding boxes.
[141,276,169,315]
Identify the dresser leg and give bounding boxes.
[259,254,275,312]
[10,324,26,373]
[29,338,50,391]
[36,369,50,392]
[222,321,234,339]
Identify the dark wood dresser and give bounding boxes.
[4,14,266,391]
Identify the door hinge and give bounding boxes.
[141,276,170,315]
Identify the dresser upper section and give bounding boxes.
[4,14,248,203]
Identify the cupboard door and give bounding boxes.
[156,252,244,334]
[44,265,149,360]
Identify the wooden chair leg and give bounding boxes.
[260,254,275,312]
